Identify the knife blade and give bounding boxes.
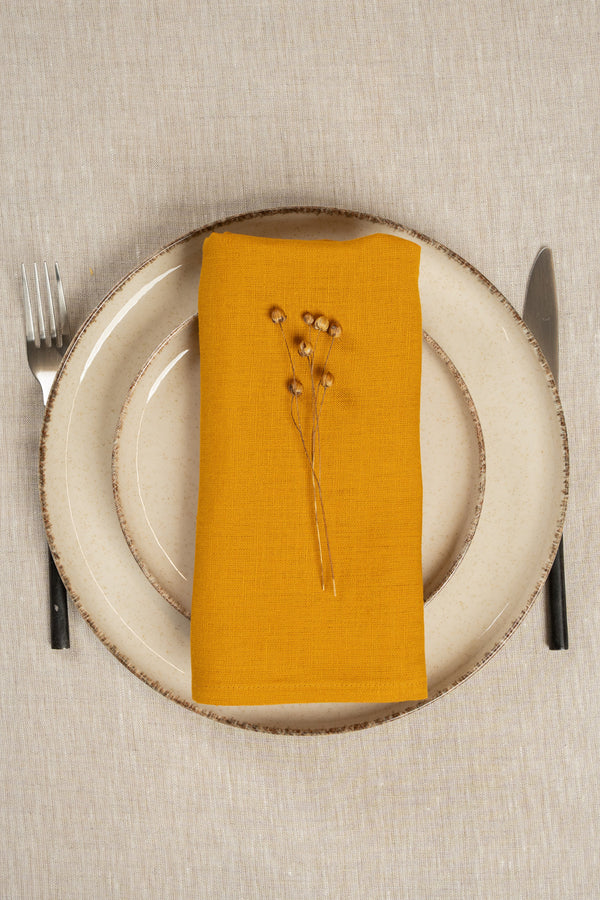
[523,248,568,649]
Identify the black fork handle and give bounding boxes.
[49,547,70,649]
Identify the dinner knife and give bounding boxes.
[523,248,568,649]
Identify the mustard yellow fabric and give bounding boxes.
[191,231,427,705]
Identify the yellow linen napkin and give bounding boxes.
[191,231,427,705]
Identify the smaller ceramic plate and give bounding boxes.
[112,317,485,617]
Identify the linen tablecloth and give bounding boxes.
[1,2,598,897]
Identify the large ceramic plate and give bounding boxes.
[112,318,485,617]
[40,207,568,735]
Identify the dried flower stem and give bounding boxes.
[315,324,341,480]
[290,397,337,596]
[321,335,334,379]
[307,353,325,589]
[271,309,338,595]
[277,321,304,441]
[310,327,322,477]
[301,323,325,589]
[299,333,324,585]
[312,335,332,477]
[306,326,337,595]
[277,321,296,378]
[278,321,325,590]
[316,384,328,481]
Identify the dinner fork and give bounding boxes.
[21,262,71,649]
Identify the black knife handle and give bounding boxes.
[548,537,568,650]
[48,547,70,649]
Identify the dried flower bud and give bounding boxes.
[288,378,304,397]
[270,307,287,324]
[314,315,330,333]
[298,340,313,358]
[321,371,334,388]
[328,321,342,338]
[302,312,315,326]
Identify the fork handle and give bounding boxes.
[48,548,70,649]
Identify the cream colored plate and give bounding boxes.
[40,207,568,735]
[112,319,485,617]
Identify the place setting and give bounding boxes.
[36,206,568,734]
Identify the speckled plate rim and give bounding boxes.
[39,206,569,736]
[111,319,486,617]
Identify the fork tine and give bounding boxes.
[54,263,69,342]
[43,262,59,346]
[33,263,48,345]
[21,264,36,343]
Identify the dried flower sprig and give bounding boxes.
[270,307,341,596]
[310,317,341,443]
[318,371,334,433]
[315,322,341,456]
[288,390,336,596]
[270,309,320,578]
[305,313,343,596]
[298,334,323,586]
[272,309,326,590]
[308,318,342,498]
[321,321,342,386]
[271,307,294,373]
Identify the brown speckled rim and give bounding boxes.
[111,319,486,618]
[39,206,569,736]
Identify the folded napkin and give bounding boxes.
[191,231,427,705]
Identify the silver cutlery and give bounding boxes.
[523,248,568,649]
[21,262,71,649]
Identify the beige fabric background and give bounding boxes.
[1,1,598,897]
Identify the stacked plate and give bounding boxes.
[40,208,568,734]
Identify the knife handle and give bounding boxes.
[548,537,568,650]
[49,547,70,649]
